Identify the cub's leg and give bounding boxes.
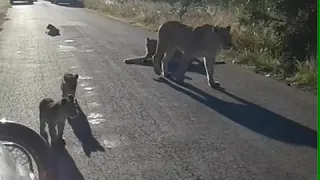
[162,47,176,78]
[48,124,59,147]
[204,56,220,88]
[39,118,48,142]
[57,121,66,146]
[175,53,192,83]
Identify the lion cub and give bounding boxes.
[39,94,78,147]
[61,73,79,98]
[124,37,203,65]
[46,24,60,37]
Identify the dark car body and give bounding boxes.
[10,0,33,4]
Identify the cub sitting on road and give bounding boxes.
[46,24,60,37]
[61,73,79,98]
[39,94,79,147]
[153,21,232,88]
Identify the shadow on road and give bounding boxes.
[55,3,84,8]
[123,57,226,77]
[154,77,317,149]
[51,146,85,180]
[67,100,105,157]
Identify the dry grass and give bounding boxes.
[83,0,317,92]
[0,0,10,31]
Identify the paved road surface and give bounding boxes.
[0,1,317,180]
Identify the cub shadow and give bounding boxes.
[67,100,105,157]
[51,146,85,180]
[57,3,84,8]
[154,77,317,149]
[123,57,226,77]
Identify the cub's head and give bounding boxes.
[61,94,79,118]
[47,24,55,30]
[213,25,232,50]
[63,73,79,93]
[145,37,157,57]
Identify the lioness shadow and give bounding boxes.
[124,57,226,77]
[67,100,105,157]
[51,146,85,180]
[154,77,317,149]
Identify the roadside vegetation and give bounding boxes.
[83,0,317,93]
[0,0,10,31]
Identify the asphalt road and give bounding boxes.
[0,1,317,180]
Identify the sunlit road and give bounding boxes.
[0,1,316,179]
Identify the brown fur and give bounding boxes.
[39,94,78,147]
[46,24,60,37]
[123,37,203,65]
[153,21,232,88]
[61,73,79,98]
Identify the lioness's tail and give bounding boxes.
[123,56,150,64]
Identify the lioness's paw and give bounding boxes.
[154,67,161,76]
[209,80,220,88]
[163,72,171,78]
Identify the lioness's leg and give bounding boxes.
[39,118,48,142]
[152,40,167,76]
[175,54,192,83]
[204,56,219,88]
[48,124,58,145]
[57,121,66,145]
[162,48,176,78]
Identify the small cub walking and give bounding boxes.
[39,94,78,147]
[61,73,79,98]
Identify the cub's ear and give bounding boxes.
[74,74,79,79]
[67,94,75,101]
[61,98,68,106]
[146,37,150,41]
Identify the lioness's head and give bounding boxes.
[145,37,157,56]
[213,25,232,50]
[63,73,79,93]
[61,94,78,118]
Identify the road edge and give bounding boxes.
[83,7,317,95]
[0,0,10,32]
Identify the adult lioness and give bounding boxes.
[39,94,79,147]
[153,21,232,88]
[124,37,203,65]
[61,73,79,98]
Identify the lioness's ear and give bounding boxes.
[61,98,68,106]
[74,74,79,79]
[226,25,231,30]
